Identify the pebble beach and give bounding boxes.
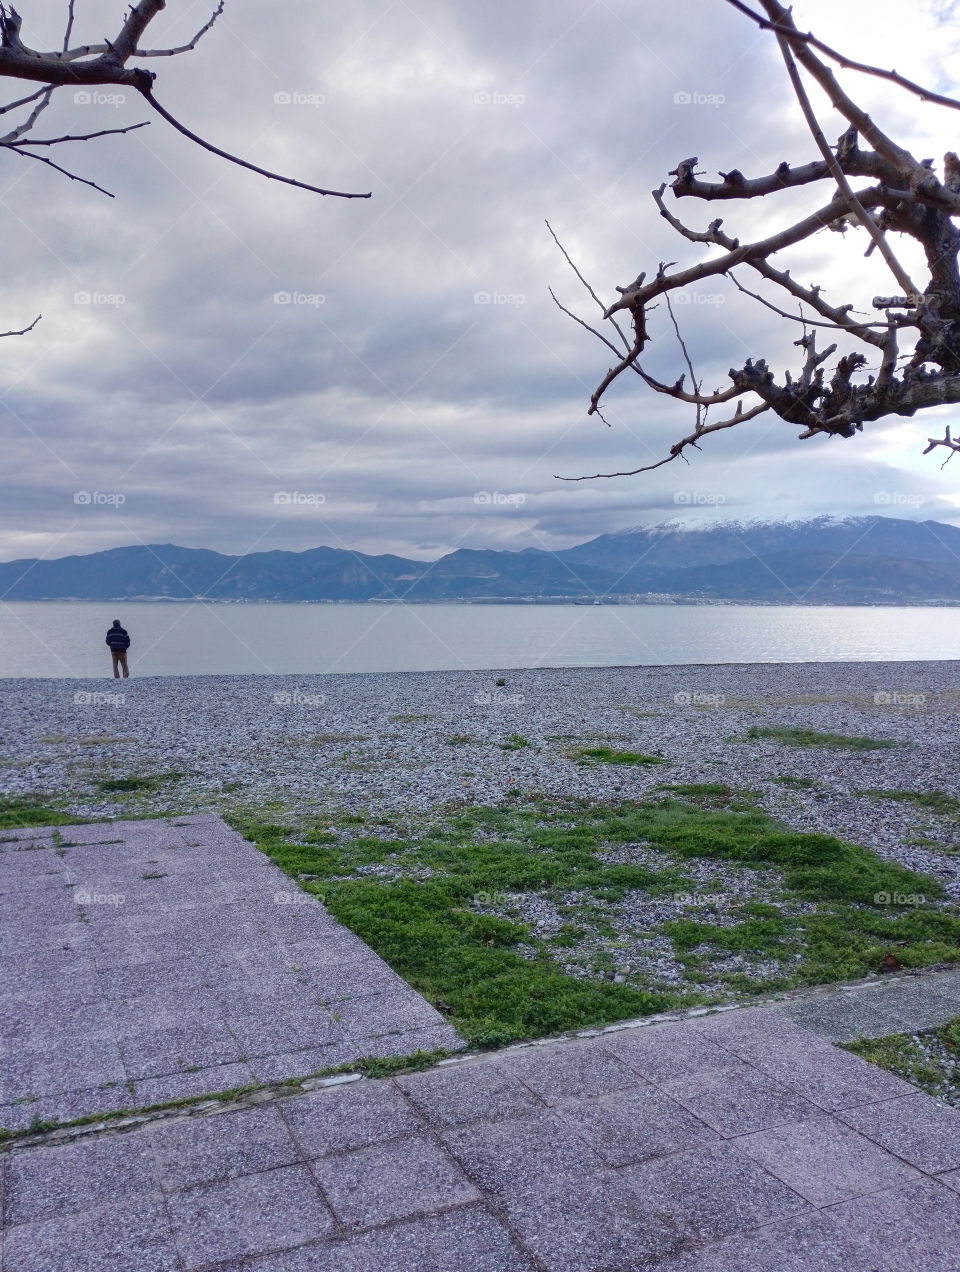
[2,660,958,899]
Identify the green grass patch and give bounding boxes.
[774,776,820,790]
[856,789,960,818]
[845,1015,960,1106]
[742,727,899,751]
[569,747,666,766]
[500,734,532,751]
[232,793,957,1047]
[0,798,82,830]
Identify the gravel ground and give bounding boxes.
[3,660,958,1005]
[2,658,958,881]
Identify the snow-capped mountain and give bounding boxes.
[1,516,959,603]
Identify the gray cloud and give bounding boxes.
[2,0,959,569]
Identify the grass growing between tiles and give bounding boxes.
[232,789,960,1049]
[845,1014,960,1107]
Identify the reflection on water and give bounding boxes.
[0,602,955,679]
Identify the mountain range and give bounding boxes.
[3,516,960,604]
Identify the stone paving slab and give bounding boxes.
[3,1003,960,1270]
[778,967,960,1042]
[0,817,461,1129]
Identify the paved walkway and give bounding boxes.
[777,965,960,1043]
[1,1006,960,1270]
[0,815,459,1132]
[3,816,960,1270]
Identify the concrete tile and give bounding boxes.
[780,997,905,1043]
[662,1061,821,1136]
[0,1035,127,1102]
[862,981,960,1031]
[281,1080,423,1157]
[247,1044,356,1084]
[499,1171,679,1272]
[215,1243,358,1272]
[311,1134,479,1229]
[344,1207,536,1271]
[167,1165,333,1269]
[118,1019,244,1080]
[604,1021,747,1084]
[824,1177,960,1271]
[735,1114,922,1205]
[225,1004,341,1058]
[4,1132,161,1224]
[503,1040,641,1104]
[739,1037,917,1112]
[348,1023,463,1058]
[283,939,408,1001]
[654,1209,881,1272]
[555,1085,720,1166]
[621,1140,811,1242]
[134,1061,255,1107]
[835,1093,960,1173]
[0,1083,133,1130]
[2,1196,179,1272]
[938,1168,960,1193]
[150,1105,300,1191]
[333,991,446,1039]
[396,1059,542,1128]
[441,1112,604,1197]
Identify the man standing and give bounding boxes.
[105,619,131,678]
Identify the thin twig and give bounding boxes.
[0,314,41,337]
[139,87,372,199]
[724,0,960,112]
[5,146,116,195]
[774,29,919,300]
[545,220,631,352]
[663,288,702,429]
[135,2,225,57]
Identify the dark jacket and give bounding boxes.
[106,624,131,651]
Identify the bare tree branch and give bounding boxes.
[724,0,960,113]
[554,0,960,477]
[0,1,370,199]
[0,313,40,337]
[139,89,371,199]
[135,2,225,57]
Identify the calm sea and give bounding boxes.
[0,602,956,679]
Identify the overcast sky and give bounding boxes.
[3,0,960,566]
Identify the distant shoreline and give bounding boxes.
[4,597,960,608]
